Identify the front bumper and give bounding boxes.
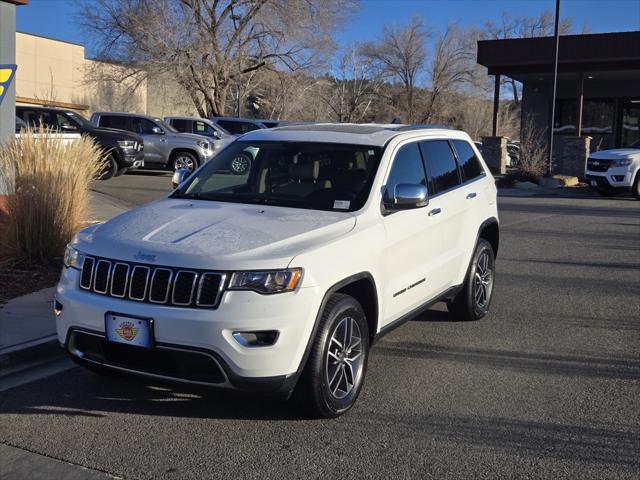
[585,167,634,189]
[55,267,321,393]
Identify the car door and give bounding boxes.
[131,116,165,165]
[380,141,449,325]
[419,139,468,288]
[17,108,55,129]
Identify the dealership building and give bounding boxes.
[477,31,640,176]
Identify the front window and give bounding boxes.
[172,141,383,212]
[64,111,93,128]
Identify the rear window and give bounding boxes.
[99,115,130,131]
[170,119,190,133]
[420,140,461,194]
[451,140,485,182]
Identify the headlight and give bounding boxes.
[197,140,211,150]
[229,268,302,294]
[611,158,632,167]
[63,245,84,269]
[117,140,137,150]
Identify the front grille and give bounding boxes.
[587,158,612,172]
[71,331,226,384]
[79,256,225,308]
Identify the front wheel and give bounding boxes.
[447,239,495,321]
[97,155,118,180]
[632,173,640,200]
[171,152,199,173]
[299,294,369,418]
[229,153,251,175]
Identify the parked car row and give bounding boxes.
[14,105,288,179]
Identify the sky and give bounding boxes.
[15,0,640,56]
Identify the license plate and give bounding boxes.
[590,180,598,187]
[105,313,154,348]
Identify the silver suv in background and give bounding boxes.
[90,112,216,173]
[209,116,280,135]
[164,117,235,153]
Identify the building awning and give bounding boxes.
[477,31,640,82]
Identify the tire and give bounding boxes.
[171,151,199,173]
[596,187,616,197]
[447,239,495,322]
[299,293,369,418]
[114,167,128,177]
[633,173,640,200]
[229,153,251,175]
[97,155,117,180]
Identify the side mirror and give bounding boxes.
[213,130,221,139]
[171,168,190,189]
[152,126,164,135]
[384,183,429,210]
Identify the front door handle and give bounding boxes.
[466,192,477,199]
[428,207,442,216]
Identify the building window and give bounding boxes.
[554,99,614,135]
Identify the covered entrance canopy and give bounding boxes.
[477,31,640,149]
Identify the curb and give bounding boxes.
[0,338,65,378]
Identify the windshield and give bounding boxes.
[65,111,93,128]
[173,141,383,212]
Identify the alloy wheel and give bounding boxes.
[325,316,363,399]
[175,155,196,172]
[474,250,493,309]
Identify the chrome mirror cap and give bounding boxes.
[385,183,429,210]
[171,168,190,189]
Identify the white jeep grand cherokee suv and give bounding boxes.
[56,124,499,417]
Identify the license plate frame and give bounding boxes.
[105,312,154,349]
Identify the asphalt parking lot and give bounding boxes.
[1,172,639,479]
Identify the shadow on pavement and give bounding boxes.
[374,341,640,381]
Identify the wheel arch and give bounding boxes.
[478,217,499,258]
[286,272,379,396]
[170,148,200,163]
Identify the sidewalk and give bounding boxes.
[0,190,130,376]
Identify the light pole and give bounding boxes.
[548,0,561,174]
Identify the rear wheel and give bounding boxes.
[298,294,369,418]
[447,239,495,321]
[97,155,117,180]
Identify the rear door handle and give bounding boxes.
[466,192,477,199]
[428,208,442,216]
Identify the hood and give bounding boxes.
[75,199,356,270]
[589,148,640,160]
[87,126,143,142]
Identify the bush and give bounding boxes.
[518,115,548,179]
[0,127,104,261]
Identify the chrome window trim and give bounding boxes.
[129,265,150,301]
[149,268,174,304]
[196,272,227,307]
[79,256,95,290]
[172,270,198,306]
[93,260,112,294]
[109,262,130,298]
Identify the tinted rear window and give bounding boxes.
[452,140,484,181]
[100,115,130,130]
[420,140,460,194]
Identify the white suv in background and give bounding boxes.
[585,139,640,199]
[56,124,499,417]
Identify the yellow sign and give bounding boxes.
[0,65,17,105]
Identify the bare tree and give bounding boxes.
[421,24,475,124]
[81,0,352,117]
[320,44,384,123]
[361,16,428,122]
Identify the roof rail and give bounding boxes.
[391,124,452,131]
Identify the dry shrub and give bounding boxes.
[518,115,548,179]
[0,126,104,261]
